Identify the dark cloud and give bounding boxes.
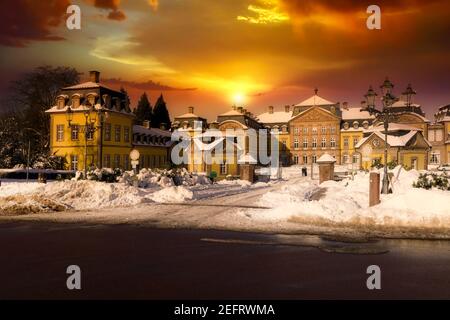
[108,9,126,21]
[103,78,197,91]
[92,0,126,20]
[93,0,120,10]
[0,0,70,47]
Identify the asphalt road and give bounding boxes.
[0,221,449,299]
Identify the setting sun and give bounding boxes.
[232,92,246,106]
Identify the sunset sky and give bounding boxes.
[0,0,449,120]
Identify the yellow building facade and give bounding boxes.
[172,106,267,179]
[46,71,172,172]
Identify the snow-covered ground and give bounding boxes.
[0,166,449,239]
[242,167,450,236]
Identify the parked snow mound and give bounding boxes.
[148,186,193,203]
[254,168,450,231]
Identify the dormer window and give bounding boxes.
[353,121,359,129]
[72,94,81,109]
[56,95,67,109]
[86,93,97,106]
[363,121,369,129]
[343,122,349,130]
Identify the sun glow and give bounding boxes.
[232,92,246,106]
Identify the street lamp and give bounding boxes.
[83,106,93,177]
[65,106,73,126]
[402,83,416,108]
[361,78,399,194]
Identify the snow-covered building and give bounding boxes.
[46,71,173,171]
[172,106,267,179]
[428,104,450,165]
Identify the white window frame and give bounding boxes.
[330,137,336,148]
[57,124,64,141]
[303,138,308,148]
[71,125,79,141]
[430,151,440,164]
[70,154,78,171]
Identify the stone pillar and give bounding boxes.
[240,164,255,183]
[317,153,336,184]
[369,172,381,207]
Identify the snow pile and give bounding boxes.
[0,180,149,213]
[253,167,450,232]
[119,168,211,188]
[148,186,193,203]
[217,179,252,187]
[0,181,43,197]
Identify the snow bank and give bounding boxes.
[148,186,193,203]
[252,167,450,232]
[0,168,211,214]
[0,180,149,213]
[119,168,211,188]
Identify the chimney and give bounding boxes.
[188,106,194,114]
[268,106,274,114]
[285,105,290,113]
[160,123,166,130]
[143,120,150,129]
[237,106,243,113]
[232,105,237,111]
[343,102,349,110]
[89,70,100,83]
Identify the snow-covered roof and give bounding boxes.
[176,112,201,119]
[219,109,243,117]
[133,125,172,137]
[45,104,134,116]
[342,108,375,120]
[356,130,427,148]
[295,94,335,107]
[438,116,450,123]
[391,100,421,108]
[317,153,336,163]
[62,81,118,92]
[367,122,423,132]
[257,111,293,124]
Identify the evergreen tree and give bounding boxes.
[151,94,171,129]
[134,92,152,124]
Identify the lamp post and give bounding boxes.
[65,100,107,175]
[83,107,91,177]
[362,78,399,194]
[402,83,416,109]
